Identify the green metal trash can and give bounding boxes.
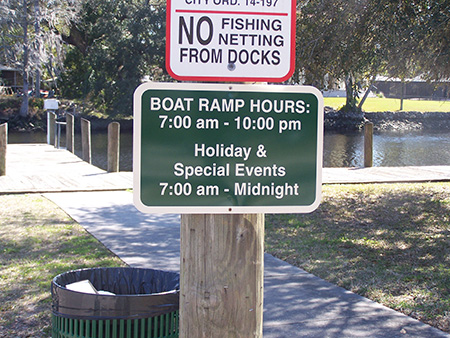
[51,267,179,338]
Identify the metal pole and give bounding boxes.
[57,122,61,148]
[47,111,50,144]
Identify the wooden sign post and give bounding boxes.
[133,82,323,338]
[133,2,318,336]
[180,214,264,337]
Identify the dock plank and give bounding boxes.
[322,166,450,184]
[0,144,132,194]
[0,144,449,194]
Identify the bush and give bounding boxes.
[0,95,46,131]
[0,95,21,115]
[29,97,44,110]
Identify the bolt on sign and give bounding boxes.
[133,82,324,214]
[166,0,296,82]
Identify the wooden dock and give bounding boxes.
[0,144,132,194]
[0,144,449,194]
[323,166,450,184]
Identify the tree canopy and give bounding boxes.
[60,0,168,116]
[1,0,79,116]
[3,0,449,117]
[295,0,450,112]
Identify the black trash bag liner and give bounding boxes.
[52,267,179,320]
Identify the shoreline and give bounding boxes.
[324,109,450,132]
[2,110,450,133]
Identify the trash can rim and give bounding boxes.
[51,266,180,320]
[52,284,179,297]
[52,266,180,296]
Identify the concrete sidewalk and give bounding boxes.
[45,191,450,338]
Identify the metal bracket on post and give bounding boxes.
[47,111,56,146]
[55,121,66,149]
[45,99,59,146]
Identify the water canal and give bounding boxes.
[8,130,450,171]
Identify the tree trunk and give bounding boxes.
[20,0,29,117]
[400,80,405,111]
[34,0,41,98]
[345,73,356,111]
[358,74,376,112]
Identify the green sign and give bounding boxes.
[133,83,323,214]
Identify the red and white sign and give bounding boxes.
[166,0,296,82]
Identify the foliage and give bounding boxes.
[1,95,43,114]
[295,0,383,111]
[415,0,450,80]
[0,0,79,116]
[5,0,447,118]
[295,0,450,112]
[60,0,169,116]
[266,183,450,332]
[0,95,47,130]
[0,95,22,112]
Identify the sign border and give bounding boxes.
[165,0,297,82]
[133,82,323,214]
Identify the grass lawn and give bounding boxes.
[1,185,449,335]
[0,194,127,337]
[324,97,450,112]
[266,182,450,333]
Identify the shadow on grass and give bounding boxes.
[0,195,126,338]
[266,183,450,332]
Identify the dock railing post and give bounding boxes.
[47,111,56,146]
[0,123,7,176]
[66,113,75,153]
[364,122,374,167]
[107,122,120,172]
[81,118,91,164]
[55,121,66,149]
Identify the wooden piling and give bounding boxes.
[180,214,264,338]
[0,123,7,176]
[107,122,120,172]
[81,118,91,164]
[364,122,374,167]
[66,113,74,153]
[47,112,56,146]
